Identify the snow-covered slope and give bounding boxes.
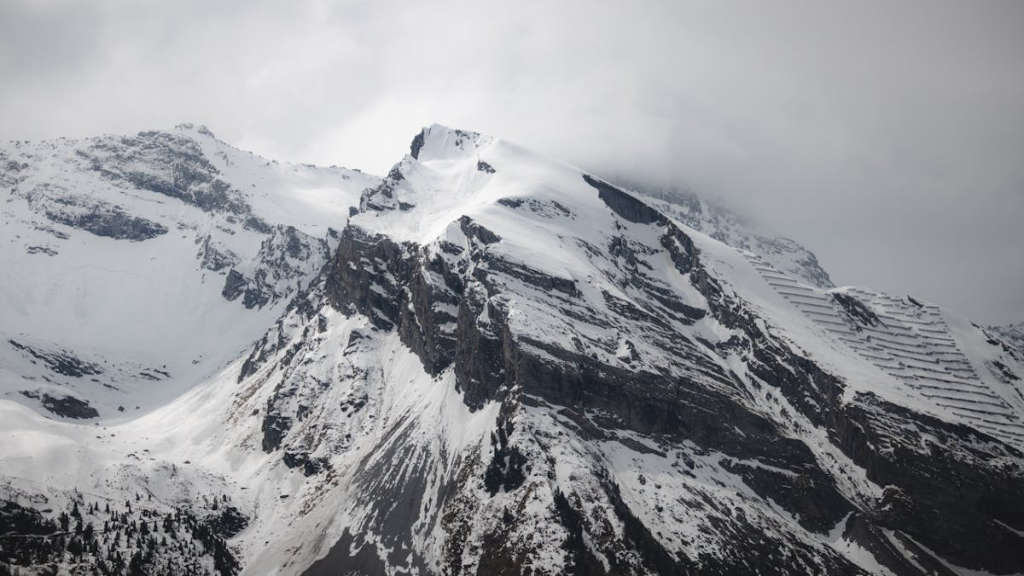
[0,124,378,419]
[991,322,1024,358]
[1,124,1022,576]
[633,187,834,288]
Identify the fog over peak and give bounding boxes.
[2,0,1022,323]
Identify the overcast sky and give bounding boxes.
[2,0,1022,323]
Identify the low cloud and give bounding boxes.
[2,0,1022,322]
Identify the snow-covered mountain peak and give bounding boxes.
[409,123,494,163]
[3,124,1023,576]
[354,125,515,243]
[172,122,217,139]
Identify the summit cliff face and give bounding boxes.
[1,124,1023,576]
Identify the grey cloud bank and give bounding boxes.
[2,0,1021,323]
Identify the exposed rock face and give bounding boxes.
[25,244,58,256]
[198,235,240,272]
[222,269,249,302]
[219,225,331,310]
[584,174,665,225]
[79,128,252,217]
[45,205,168,240]
[19,390,99,419]
[8,339,103,378]
[19,184,168,241]
[833,292,881,327]
[410,128,426,159]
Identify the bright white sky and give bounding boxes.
[2,0,1022,323]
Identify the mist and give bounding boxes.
[2,0,1022,323]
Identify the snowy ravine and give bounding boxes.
[1,125,1023,576]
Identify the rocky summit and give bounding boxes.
[1,124,1022,576]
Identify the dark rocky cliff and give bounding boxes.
[252,171,1024,575]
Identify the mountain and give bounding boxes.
[0,123,378,419]
[1,124,1022,576]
